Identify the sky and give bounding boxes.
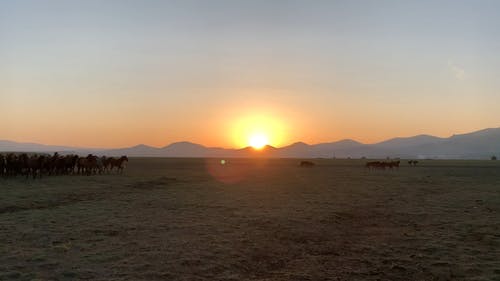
[1,0,499,148]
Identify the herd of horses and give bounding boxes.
[365,160,401,169]
[298,159,419,169]
[1,154,421,178]
[0,153,128,179]
[365,160,419,169]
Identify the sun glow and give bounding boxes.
[249,134,269,149]
[228,111,288,149]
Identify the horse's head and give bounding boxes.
[121,156,129,162]
[19,153,29,162]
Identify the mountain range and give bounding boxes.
[1,127,500,159]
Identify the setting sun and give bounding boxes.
[249,134,269,149]
[227,110,289,149]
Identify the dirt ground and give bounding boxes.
[1,158,500,280]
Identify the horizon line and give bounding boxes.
[2,126,499,151]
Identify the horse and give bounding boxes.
[25,155,46,179]
[95,156,107,174]
[0,154,5,177]
[5,153,23,176]
[366,160,399,170]
[365,161,382,169]
[46,152,61,175]
[388,160,400,169]
[64,155,79,174]
[77,154,99,176]
[408,160,418,166]
[299,160,315,167]
[101,156,112,173]
[109,156,128,173]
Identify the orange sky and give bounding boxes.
[2,89,498,149]
[1,1,499,148]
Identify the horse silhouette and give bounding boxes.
[299,160,315,167]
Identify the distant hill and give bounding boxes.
[2,127,500,159]
[0,140,82,153]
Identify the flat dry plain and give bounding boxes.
[1,158,500,281]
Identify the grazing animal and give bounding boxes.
[388,160,400,169]
[299,160,315,167]
[408,160,418,166]
[366,160,400,170]
[365,161,382,169]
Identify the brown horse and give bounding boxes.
[366,160,400,169]
[387,160,400,169]
[77,154,98,176]
[109,156,128,173]
[408,160,418,166]
[365,161,382,169]
[0,154,5,177]
[299,160,315,167]
[101,156,113,173]
[25,155,46,179]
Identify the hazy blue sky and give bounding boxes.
[1,0,499,148]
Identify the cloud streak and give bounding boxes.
[448,61,465,80]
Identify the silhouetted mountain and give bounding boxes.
[2,127,499,159]
[409,128,500,159]
[0,140,88,153]
[310,139,364,158]
[277,142,311,157]
[376,135,444,149]
[160,142,210,157]
[105,144,159,157]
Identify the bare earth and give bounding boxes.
[1,158,500,280]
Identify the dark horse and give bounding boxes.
[299,160,315,167]
[109,156,129,173]
[77,154,99,176]
[366,160,400,169]
[0,154,5,177]
[408,160,419,166]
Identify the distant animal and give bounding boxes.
[366,160,400,170]
[365,161,382,169]
[408,160,418,166]
[299,161,315,167]
[389,160,400,169]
